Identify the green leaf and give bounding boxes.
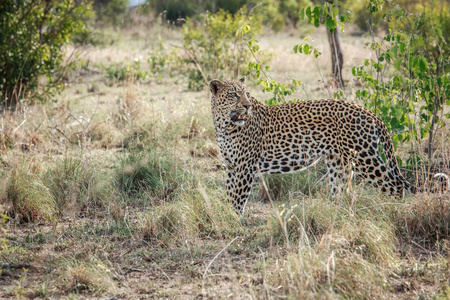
[399,42,406,54]
[313,49,321,58]
[299,8,305,20]
[394,58,402,70]
[306,7,311,20]
[326,17,337,33]
[303,44,311,55]
[314,17,320,28]
[391,45,398,57]
[419,58,428,73]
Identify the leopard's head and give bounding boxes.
[209,77,252,127]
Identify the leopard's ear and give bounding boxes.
[239,76,246,84]
[209,79,224,95]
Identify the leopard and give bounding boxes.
[209,77,448,214]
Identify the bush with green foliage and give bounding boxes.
[104,58,149,83]
[0,206,8,252]
[93,0,128,27]
[180,7,263,90]
[146,0,247,22]
[352,1,450,166]
[0,0,92,105]
[252,0,313,31]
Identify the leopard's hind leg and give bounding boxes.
[325,151,354,197]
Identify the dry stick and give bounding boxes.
[202,236,240,295]
[428,74,441,162]
[122,268,143,276]
[316,59,332,99]
[171,44,208,85]
[367,12,382,114]
[257,166,291,250]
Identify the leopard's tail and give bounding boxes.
[376,118,415,194]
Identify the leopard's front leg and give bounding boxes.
[226,160,258,214]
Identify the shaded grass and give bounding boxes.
[115,147,191,203]
[255,166,326,203]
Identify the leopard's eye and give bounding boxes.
[229,93,238,100]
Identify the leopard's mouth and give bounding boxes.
[230,111,248,126]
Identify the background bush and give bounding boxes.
[93,0,128,27]
[0,0,91,105]
[179,7,263,90]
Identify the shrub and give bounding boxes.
[146,0,247,22]
[253,0,313,31]
[352,1,450,168]
[93,0,128,27]
[0,0,92,104]
[180,7,263,90]
[104,60,149,83]
[147,36,180,82]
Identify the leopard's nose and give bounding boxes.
[243,103,252,110]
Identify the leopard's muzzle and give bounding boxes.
[230,109,251,126]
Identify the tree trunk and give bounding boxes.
[327,28,344,89]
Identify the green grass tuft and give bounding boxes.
[7,163,56,222]
[44,156,113,214]
[115,147,189,202]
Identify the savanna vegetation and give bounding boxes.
[0,0,449,298]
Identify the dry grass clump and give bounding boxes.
[266,243,390,299]
[267,193,398,264]
[143,202,188,243]
[393,194,450,247]
[59,256,117,294]
[261,191,401,299]
[142,184,239,243]
[87,121,123,148]
[267,197,332,245]
[3,156,114,222]
[182,184,239,238]
[6,162,56,222]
